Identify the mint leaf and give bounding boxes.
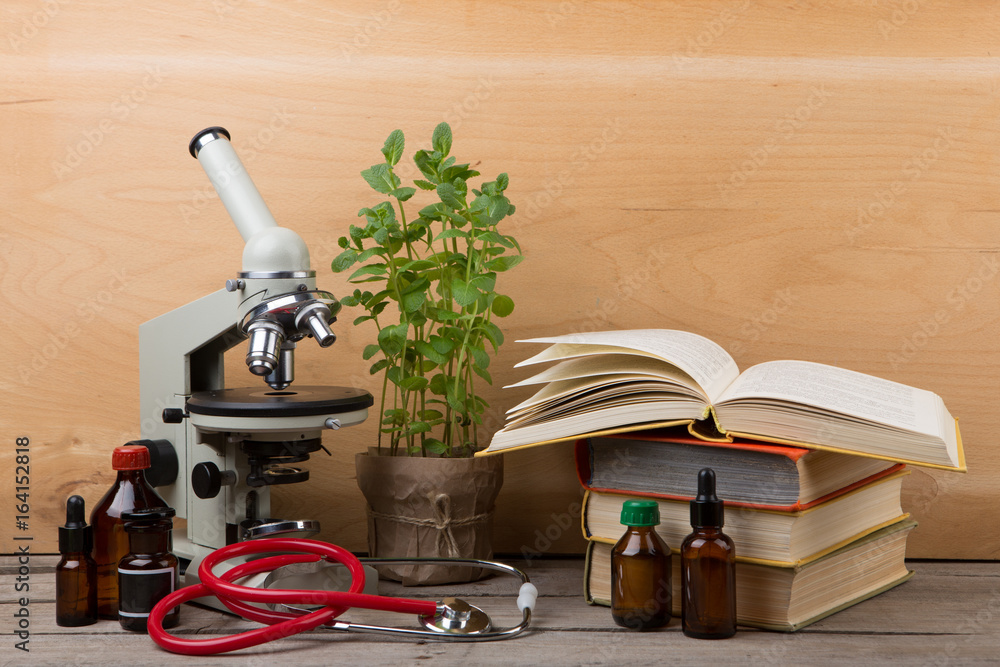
[491,294,515,317]
[429,373,448,395]
[471,273,496,293]
[472,364,492,384]
[348,264,387,281]
[486,255,523,272]
[381,129,404,166]
[434,228,469,241]
[414,150,437,179]
[405,420,431,435]
[400,289,426,313]
[436,182,465,210]
[391,187,416,202]
[415,340,448,365]
[424,438,448,454]
[399,375,429,392]
[331,249,357,273]
[451,277,479,306]
[361,164,396,194]
[432,122,452,156]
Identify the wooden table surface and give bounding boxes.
[3,556,997,666]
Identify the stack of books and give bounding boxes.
[480,329,966,631]
[578,430,914,630]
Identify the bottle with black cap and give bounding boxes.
[681,467,737,639]
[118,506,180,632]
[56,495,97,626]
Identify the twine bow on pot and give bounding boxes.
[369,490,493,558]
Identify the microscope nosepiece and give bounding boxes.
[245,320,285,376]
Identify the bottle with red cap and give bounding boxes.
[90,445,168,619]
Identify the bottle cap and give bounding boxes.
[121,506,176,522]
[58,495,93,553]
[690,467,724,528]
[620,499,660,527]
[122,506,176,533]
[112,445,151,471]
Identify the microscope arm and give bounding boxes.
[139,288,241,521]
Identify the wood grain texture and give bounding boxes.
[4,559,999,665]
[1,1,999,558]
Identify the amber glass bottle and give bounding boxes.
[611,499,672,630]
[56,495,97,626]
[681,468,737,639]
[118,507,179,632]
[90,445,168,619]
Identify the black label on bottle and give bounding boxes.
[117,567,175,618]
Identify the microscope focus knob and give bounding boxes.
[192,461,236,499]
[162,408,188,424]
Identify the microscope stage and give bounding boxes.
[187,386,373,418]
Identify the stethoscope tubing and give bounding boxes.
[146,538,534,655]
[147,538,437,655]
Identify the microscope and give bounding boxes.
[136,127,373,587]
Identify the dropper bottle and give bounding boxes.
[681,467,737,639]
[56,495,97,626]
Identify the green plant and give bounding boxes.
[332,123,521,457]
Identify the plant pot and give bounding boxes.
[355,449,503,585]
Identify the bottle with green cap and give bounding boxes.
[611,498,672,630]
[681,467,736,639]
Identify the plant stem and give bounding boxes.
[391,170,414,262]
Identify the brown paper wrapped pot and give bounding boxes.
[355,450,504,585]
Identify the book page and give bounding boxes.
[515,330,739,401]
[716,360,944,436]
[507,375,705,416]
[505,354,701,389]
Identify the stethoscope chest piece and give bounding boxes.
[419,597,492,635]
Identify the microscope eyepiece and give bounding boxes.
[189,126,231,158]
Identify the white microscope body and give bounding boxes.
[137,128,371,587]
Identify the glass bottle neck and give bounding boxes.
[127,531,171,555]
[690,524,724,534]
[116,469,149,484]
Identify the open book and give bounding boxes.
[479,330,964,471]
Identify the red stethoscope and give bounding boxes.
[147,538,537,655]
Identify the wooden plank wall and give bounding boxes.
[1,0,998,558]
